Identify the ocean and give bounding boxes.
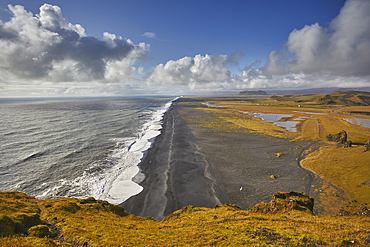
[0,96,176,204]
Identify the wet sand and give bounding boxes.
[122,98,322,220]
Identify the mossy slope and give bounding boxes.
[1,191,369,246]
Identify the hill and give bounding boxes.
[1,191,369,246]
[269,90,370,106]
[314,91,370,106]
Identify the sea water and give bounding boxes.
[0,96,176,204]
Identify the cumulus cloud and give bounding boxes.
[149,0,370,92]
[0,4,148,84]
[149,54,233,89]
[262,0,370,81]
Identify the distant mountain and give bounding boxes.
[239,90,268,95]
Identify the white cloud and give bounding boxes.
[259,0,370,87]
[142,32,157,38]
[149,54,232,88]
[149,0,370,92]
[0,3,148,86]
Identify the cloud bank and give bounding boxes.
[1,0,369,96]
[149,0,370,91]
[0,4,148,86]
[264,0,370,78]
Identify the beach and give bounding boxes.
[122,98,322,220]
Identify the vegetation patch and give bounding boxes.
[301,145,370,213]
[28,225,52,238]
[1,191,370,246]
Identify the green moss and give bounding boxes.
[1,191,370,246]
[54,201,80,213]
[12,213,42,233]
[27,225,52,238]
[0,215,16,237]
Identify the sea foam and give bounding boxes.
[34,97,180,205]
[86,97,180,204]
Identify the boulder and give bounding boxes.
[343,141,352,148]
[326,130,347,144]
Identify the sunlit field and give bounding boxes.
[188,91,370,214]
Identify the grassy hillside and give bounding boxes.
[269,91,370,106]
[1,191,370,246]
[315,91,370,106]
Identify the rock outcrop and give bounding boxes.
[250,191,314,214]
[326,130,347,144]
[326,130,353,148]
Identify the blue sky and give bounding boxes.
[0,0,369,96]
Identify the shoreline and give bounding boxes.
[121,101,220,220]
[122,98,323,219]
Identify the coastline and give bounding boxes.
[122,98,323,219]
[121,101,220,220]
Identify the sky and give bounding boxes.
[0,0,369,97]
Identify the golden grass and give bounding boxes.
[186,95,370,216]
[301,144,370,212]
[198,100,370,143]
[1,94,369,246]
[1,192,370,246]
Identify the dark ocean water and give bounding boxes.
[0,96,176,204]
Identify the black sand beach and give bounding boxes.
[122,98,322,220]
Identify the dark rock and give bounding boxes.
[356,206,370,217]
[364,234,370,245]
[341,240,357,246]
[250,191,314,214]
[337,209,353,216]
[343,141,352,148]
[364,140,370,152]
[326,130,347,144]
[337,206,370,217]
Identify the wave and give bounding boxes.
[36,97,180,205]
